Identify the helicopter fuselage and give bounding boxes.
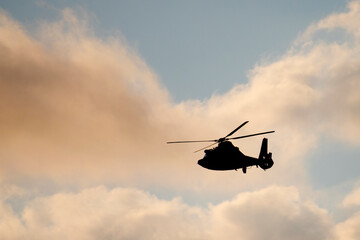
[197,140,273,173]
[198,153,257,171]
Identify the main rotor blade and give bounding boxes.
[194,142,218,153]
[228,131,275,140]
[167,140,217,144]
[224,121,249,138]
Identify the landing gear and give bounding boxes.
[242,167,247,174]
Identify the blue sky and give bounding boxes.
[1,1,360,239]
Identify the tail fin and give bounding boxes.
[259,138,268,159]
[258,138,274,170]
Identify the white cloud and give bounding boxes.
[209,186,333,240]
[19,186,206,240]
[334,212,360,240]
[343,186,360,207]
[0,201,26,239]
[333,184,360,240]
[0,185,335,240]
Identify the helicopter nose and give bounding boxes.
[197,159,204,167]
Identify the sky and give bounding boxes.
[1,0,360,239]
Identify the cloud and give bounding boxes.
[0,8,174,181]
[1,1,360,197]
[209,186,333,240]
[19,186,206,240]
[0,200,26,239]
[1,3,360,238]
[0,6,288,194]
[331,184,360,240]
[334,212,360,240]
[342,186,360,207]
[301,1,360,42]
[0,185,335,240]
[0,2,360,239]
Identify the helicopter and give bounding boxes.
[167,121,274,174]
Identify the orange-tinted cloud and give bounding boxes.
[0,185,334,240]
[1,2,360,194]
[1,2,360,239]
[0,8,172,181]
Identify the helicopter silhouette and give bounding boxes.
[167,121,274,174]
